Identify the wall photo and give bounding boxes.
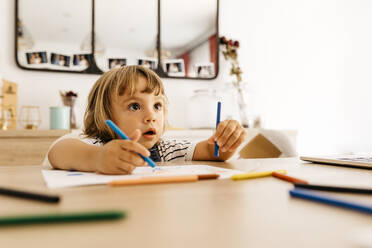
[73,54,90,67]
[25,51,48,65]
[163,59,185,77]
[194,63,215,78]
[108,58,127,69]
[138,58,157,70]
[50,53,70,67]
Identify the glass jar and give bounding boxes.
[0,108,12,130]
[216,84,240,122]
[187,89,219,129]
[19,105,41,130]
[219,82,259,128]
[235,82,260,128]
[61,95,77,129]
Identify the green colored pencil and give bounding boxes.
[0,210,125,226]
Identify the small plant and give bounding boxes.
[60,90,78,98]
[220,36,242,87]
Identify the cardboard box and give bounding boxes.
[239,133,282,158]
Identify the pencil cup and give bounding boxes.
[50,106,70,130]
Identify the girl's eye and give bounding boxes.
[154,102,162,110]
[128,103,140,111]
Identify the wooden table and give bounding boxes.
[0,158,372,248]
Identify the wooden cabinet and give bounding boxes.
[0,130,69,165]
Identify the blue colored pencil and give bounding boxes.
[289,188,372,214]
[105,120,157,168]
[214,101,221,157]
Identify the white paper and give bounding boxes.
[42,165,243,189]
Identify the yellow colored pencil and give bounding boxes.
[231,170,286,180]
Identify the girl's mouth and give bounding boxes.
[143,129,156,140]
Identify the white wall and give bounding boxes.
[0,0,218,130]
[220,0,372,155]
[2,0,372,156]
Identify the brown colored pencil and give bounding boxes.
[272,171,308,184]
[198,174,220,180]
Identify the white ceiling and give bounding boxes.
[19,0,217,54]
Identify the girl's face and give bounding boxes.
[111,76,165,149]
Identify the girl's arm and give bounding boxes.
[48,138,102,172]
[48,130,150,174]
[192,120,247,161]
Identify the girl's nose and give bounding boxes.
[144,110,156,123]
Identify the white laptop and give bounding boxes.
[300,155,372,169]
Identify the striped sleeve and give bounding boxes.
[157,139,196,162]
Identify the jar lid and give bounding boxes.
[193,88,216,94]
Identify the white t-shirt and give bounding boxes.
[42,132,197,169]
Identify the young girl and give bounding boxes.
[44,65,247,174]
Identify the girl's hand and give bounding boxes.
[95,129,150,174]
[207,120,247,154]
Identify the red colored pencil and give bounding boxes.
[272,172,308,184]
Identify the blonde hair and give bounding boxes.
[83,65,167,143]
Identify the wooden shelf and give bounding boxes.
[0,129,69,138]
[0,129,70,166]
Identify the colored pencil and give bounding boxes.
[289,188,372,214]
[214,101,221,157]
[109,174,219,186]
[105,120,157,168]
[0,210,125,226]
[0,186,60,203]
[294,183,372,194]
[231,170,286,180]
[272,172,308,184]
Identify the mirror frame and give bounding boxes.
[14,0,219,80]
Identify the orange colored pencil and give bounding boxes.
[272,172,308,184]
[108,174,219,186]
